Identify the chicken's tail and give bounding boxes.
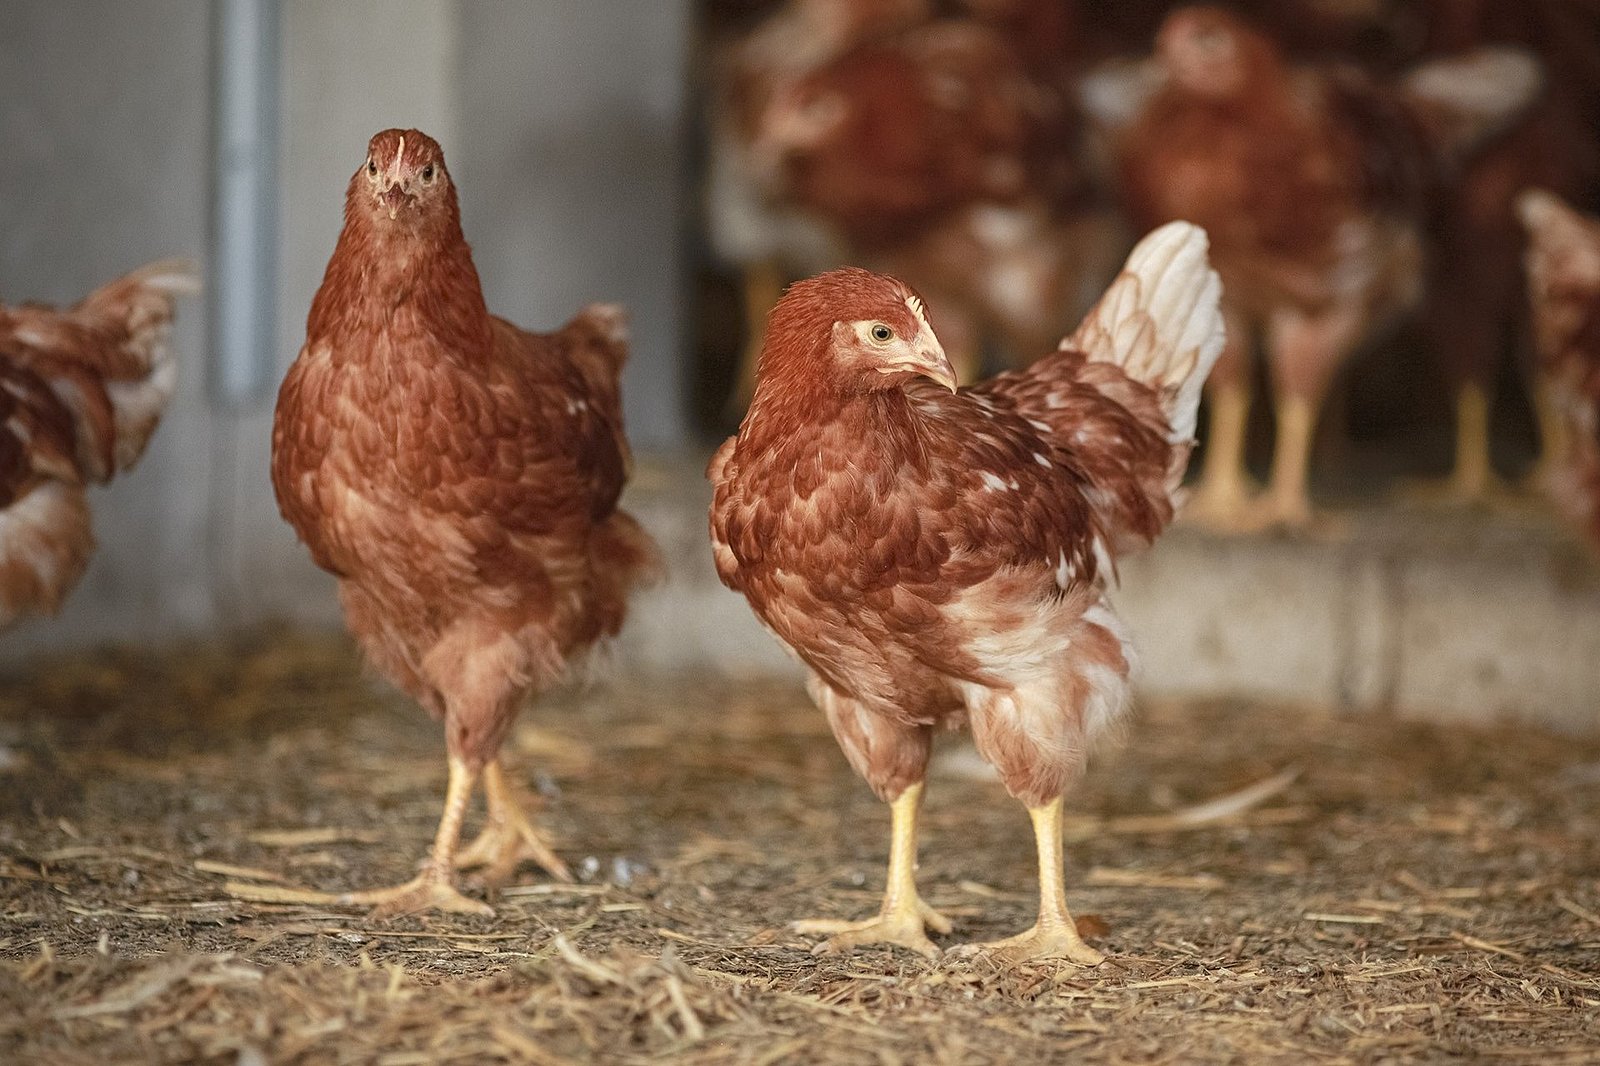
[5,258,198,483]
[1402,48,1542,172]
[1067,221,1225,451]
[566,302,630,380]
[75,258,199,477]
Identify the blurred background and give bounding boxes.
[4,0,1599,727]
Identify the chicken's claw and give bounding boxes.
[793,898,952,960]
[340,867,494,918]
[455,818,571,886]
[453,760,572,885]
[1242,487,1317,531]
[952,916,1105,967]
[1178,476,1260,533]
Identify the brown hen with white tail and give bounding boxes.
[710,222,1224,964]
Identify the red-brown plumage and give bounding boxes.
[750,11,1114,370]
[1411,0,1600,496]
[1087,5,1538,527]
[1115,8,1434,325]
[707,0,931,270]
[711,223,1223,958]
[271,129,657,912]
[755,20,1060,247]
[0,259,193,630]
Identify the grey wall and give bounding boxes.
[1,0,694,652]
[453,2,691,451]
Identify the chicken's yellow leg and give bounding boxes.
[962,798,1104,966]
[1447,382,1499,499]
[793,781,952,959]
[340,754,492,917]
[455,759,572,885]
[1407,382,1508,503]
[1182,382,1256,531]
[1401,382,1523,505]
[1249,392,1318,529]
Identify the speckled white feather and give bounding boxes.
[1066,221,1225,446]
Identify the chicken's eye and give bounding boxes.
[869,323,894,343]
[367,159,378,178]
[421,164,436,184]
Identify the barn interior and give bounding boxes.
[3,2,1599,1062]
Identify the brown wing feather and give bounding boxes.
[975,352,1176,552]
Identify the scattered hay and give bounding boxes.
[1,628,1599,1063]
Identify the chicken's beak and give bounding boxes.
[902,337,958,392]
[383,182,408,219]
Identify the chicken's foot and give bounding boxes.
[340,754,492,917]
[793,781,951,959]
[455,758,572,885]
[955,797,1103,966]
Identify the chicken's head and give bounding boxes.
[1157,6,1280,99]
[758,267,956,397]
[754,76,849,172]
[351,128,457,233]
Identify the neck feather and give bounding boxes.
[306,200,491,356]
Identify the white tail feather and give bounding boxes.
[1066,221,1225,444]
[86,257,197,472]
[121,258,202,298]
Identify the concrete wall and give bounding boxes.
[1,0,694,650]
[453,2,692,452]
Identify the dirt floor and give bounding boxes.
[1,629,1599,1064]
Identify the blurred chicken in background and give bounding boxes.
[1518,190,1600,544]
[1083,5,1539,531]
[751,7,1123,379]
[0,260,196,631]
[1406,0,1600,505]
[704,0,931,405]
